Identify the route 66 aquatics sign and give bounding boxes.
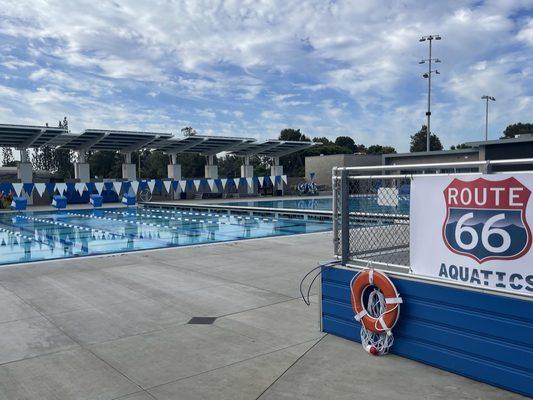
[410,174,533,295]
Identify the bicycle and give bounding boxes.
[138,187,153,202]
[297,181,319,196]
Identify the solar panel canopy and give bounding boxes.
[0,124,318,157]
[230,140,316,157]
[58,129,173,152]
[0,124,67,148]
[153,135,256,155]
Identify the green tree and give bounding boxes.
[501,123,533,139]
[312,137,332,145]
[217,155,271,178]
[179,153,206,178]
[30,145,73,179]
[53,148,74,179]
[88,151,122,179]
[367,145,396,154]
[334,136,357,153]
[277,129,310,177]
[181,126,197,137]
[139,150,168,179]
[450,143,471,150]
[217,155,241,178]
[279,128,310,142]
[302,144,352,157]
[410,125,443,152]
[251,156,270,176]
[1,148,14,166]
[32,146,55,171]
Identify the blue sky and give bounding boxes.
[0,0,531,152]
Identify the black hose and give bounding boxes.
[299,261,339,306]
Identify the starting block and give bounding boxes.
[52,195,67,209]
[90,194,103,208]
[10,196,27,211]
[122,193,136,206]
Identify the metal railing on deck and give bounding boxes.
[332,158,533,267]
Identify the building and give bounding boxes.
[306,134,533,189]
[383,148,479,173]
[467,134,533,172]
[384,135,533,172]
[305,154,382,188]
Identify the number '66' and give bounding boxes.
[455,213,511,253]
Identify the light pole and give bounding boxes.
[481,95,495,141]
[419,34,442,151]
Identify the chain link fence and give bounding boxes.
[332,158,533,268]
[333,172,411,266]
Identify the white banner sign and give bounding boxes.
[410,174,533,294]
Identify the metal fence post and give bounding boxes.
[332,167,339,256]
[482,160,492,175]
[341,169,350,265]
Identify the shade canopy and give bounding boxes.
[58,129,173,152]
[153,135,256,155]
[230,140,316,157]
[0,124,318,158]
[0,124,67,148]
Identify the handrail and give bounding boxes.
[342,172,484,180]
[333,157,533,173]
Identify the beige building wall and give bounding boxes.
[305,154,382,188]
[383,149,479,169]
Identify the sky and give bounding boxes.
[0,0,531,152]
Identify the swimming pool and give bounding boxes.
[221,196,410,214]
[0,207,331,266]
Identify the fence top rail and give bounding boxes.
[341,172,484,180]
[333,158,533,173]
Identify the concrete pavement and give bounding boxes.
[0,232,525,399]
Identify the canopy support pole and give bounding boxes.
[122,152,136,180]
[204,154,218,179]
[74,151,90,182]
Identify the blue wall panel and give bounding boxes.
[321,267,533,398]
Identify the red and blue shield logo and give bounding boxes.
[442,177,531,263]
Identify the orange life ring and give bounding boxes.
[350,269,402,333]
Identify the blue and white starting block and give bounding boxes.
[122,193,136,206]
[10,196,27,211]
[90,194,103,208]
[52,195,67,209]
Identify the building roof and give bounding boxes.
[0,124,67,148]
[382,148,477,159]
[230,140,316,157]
[465,135,533,147]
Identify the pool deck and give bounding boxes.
[0,201,130,213]
[146,195,334,219]
[148,194,327,205]
[0,195,328,214]
[0,232,525,399]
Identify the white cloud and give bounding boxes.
[0,0,530,151]
[261,110,283,120]
[517,19,533,46]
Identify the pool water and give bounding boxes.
[222,196,410,214]
[0,207,331,266]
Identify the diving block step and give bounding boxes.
[122,193,136,206]
[10,196,27,211]
[52,195,67,209]
[90,194,103,208]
